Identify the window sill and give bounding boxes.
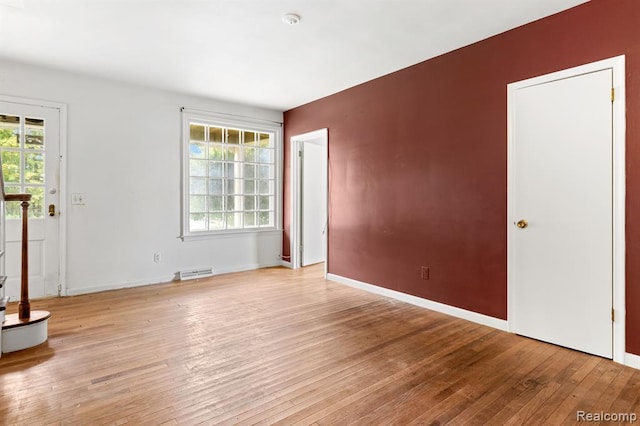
[180,228,282,242]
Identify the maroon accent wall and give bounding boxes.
[283,0,640,354]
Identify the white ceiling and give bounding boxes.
[0,0,589,111]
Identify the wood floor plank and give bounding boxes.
[1,264,638,425]
[608,370,640,415]
[256,321,487,425]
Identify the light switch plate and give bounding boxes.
[71,193,85,205]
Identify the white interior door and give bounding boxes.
[511,69,613,358]
[0,102,60,300]
[301,141,327,267]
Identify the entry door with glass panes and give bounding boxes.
[0,102,60,300]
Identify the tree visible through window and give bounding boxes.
[186,121,277,233]
[0,114,46,219]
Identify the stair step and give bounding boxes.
[2,310,51,353]
[2,311,51,330]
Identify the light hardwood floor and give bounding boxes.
[1,264,639,425]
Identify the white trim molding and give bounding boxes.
[180,109,283,240]
[279,260,292,268]
[625,352,640,370]
[290,128,329,277]
[66,275,176,296]
[507,55,626,365]
[67,260,283,296]
[213,261,282,276]
[327,273,509,331]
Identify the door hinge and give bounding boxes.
[57,284,62,296]
[611,87,615,102]
[298,150,302,157]
[612,308,615,322]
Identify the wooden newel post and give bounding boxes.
[1,154,36,321]
[18,198,30,320]
[3,191,33,320]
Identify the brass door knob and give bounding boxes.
[516,219,528,229]
[48,204,56,217]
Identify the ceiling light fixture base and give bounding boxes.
[282,13,301,25]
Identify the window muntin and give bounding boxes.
[186,120,278,234]
[0,114,46,219]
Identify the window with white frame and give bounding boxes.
[182,111,281,236]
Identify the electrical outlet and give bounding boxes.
[421,266,430,280]
[154,252,161,263]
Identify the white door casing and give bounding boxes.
[0,98,65,299]
[507,56,626,362]
[290,128,328,275]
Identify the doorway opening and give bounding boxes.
[290,129,328,277]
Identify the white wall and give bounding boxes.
[0,59,283,295]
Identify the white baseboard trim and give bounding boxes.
[625,352,640,369]
[214,261,281,276]
[66,274,176,296]
[279,260,292,268]
[327,273,508,332]
[66,261,283,296]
